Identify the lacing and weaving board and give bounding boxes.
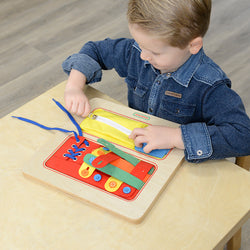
[23,98,184,222]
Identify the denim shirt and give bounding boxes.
[62,38,250,162]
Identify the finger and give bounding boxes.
[76,104,84,116]
[64,94,73,110]
[81,101,91,117]
[134,135,148,147]
[65,99,73,112]
[129,127,147,139]
[142,143,155,153]
[71,101,79,114]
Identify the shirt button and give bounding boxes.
[197,150,203,156]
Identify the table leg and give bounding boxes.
[227,228,242,250]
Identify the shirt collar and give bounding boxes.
[170,48,204,87]
[133,41,204,88]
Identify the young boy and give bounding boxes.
[62,0,250,163]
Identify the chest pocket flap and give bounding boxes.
[160,100,196,117]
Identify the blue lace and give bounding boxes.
[12,98,83,142]
[64,144,88,160]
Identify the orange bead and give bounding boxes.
[109,181,117,188]
[97,150,105,156]
[81,169,89,177]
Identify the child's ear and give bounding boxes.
[189,37,203,54]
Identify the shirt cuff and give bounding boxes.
[181,123,213,162]
[62,53,102,83]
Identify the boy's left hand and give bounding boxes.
[129,125,185,153]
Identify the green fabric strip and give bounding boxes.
[148,167,155,175]
[97,138,140,166]
[84,154,145,190]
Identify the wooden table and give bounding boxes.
[1,81,250,250]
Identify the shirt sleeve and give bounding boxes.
[181,81,250,163]
[62,53,102,83]
[62,38,134,83]
[181,122,213,162]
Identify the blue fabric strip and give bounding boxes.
[135,143,170,158]
[12,116,79,141]
[52,98,82,137]
[12,99,82,142]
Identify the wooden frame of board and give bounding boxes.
[23,98,184,222]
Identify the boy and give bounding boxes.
[62,0,250,162]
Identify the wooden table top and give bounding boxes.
[1,81,249,250]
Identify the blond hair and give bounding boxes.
[127,0,211,48]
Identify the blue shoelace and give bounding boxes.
[64,143,89,161]
[13,99,89,160]
[12,99,82,142]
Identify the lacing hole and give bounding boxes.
[73,157,77,161]
[63,154,67,157]
[72,144,76,148]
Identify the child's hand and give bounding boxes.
[64,69,91,117]
[64,86,90,117]
[129,125,185,153]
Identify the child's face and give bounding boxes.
[129,23,192,73]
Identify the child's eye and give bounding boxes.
[152,52,160,56]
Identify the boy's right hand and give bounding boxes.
[64,86,91,117]
[64,69,91,117]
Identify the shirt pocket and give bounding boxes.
[125,76,148,111]
[158,100,196,124]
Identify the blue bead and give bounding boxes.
[94,174,102,182]
[123,187,131,194]
[89,156,95,164]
